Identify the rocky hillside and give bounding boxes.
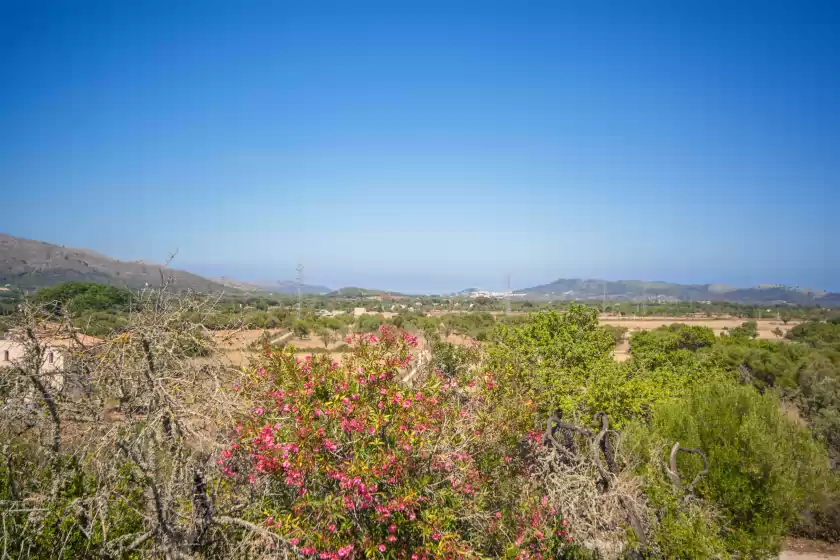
[0,234,226,292]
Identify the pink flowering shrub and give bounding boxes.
[220,326,574,559]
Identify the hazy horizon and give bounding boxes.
[2,1,837,293]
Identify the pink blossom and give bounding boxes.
[290,537,299,546]
[256,407,264,416]
[378,544,386,552]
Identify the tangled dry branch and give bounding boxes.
[0,285,298,558]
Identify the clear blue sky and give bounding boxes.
[1,0,837,293]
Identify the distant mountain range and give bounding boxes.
[3,234,838,306]
[0,234,226,292]
[517,278,840,306]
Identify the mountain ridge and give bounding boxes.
[0,234,226,292]
[215,277,331,295]
[3,234,837,306]
[517,278,840,306]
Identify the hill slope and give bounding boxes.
[216,277,331,295]
[0,234,226,292]
[326,287,403,298]
[520,278,840,306]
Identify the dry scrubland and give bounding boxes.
[4,289,839,559]
[207,317,799,367]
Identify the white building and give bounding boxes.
[1,335,66,399]
[1,330,101,396]
[1,337,64,372]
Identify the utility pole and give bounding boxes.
[296,263,304,321]
[602,280,607,313]
[505,274,511,315]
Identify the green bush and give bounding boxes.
[32,282,134,315]
[639,381,834,556]
[787,321,840,350]
[629,324,715,368]
[725,320,757,340]
[357,313,385,332]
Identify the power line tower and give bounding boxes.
[602,280,607,313]
[505,274,511,315]
[296,263,304,321]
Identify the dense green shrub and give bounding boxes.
[357,313,385,332]
[31,281,134,315]
[727,320,759,340]
[0,448,145,558]
[787,320,840,350]
[629,324,715,368]
[484,306,710,429]
[637,381,834,556]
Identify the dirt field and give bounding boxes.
[207,329,395,369]
[781,538,840,559]
[608,318,798,362]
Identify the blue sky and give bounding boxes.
[1,0,837,293]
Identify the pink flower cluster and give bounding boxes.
[222,329,571,559]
